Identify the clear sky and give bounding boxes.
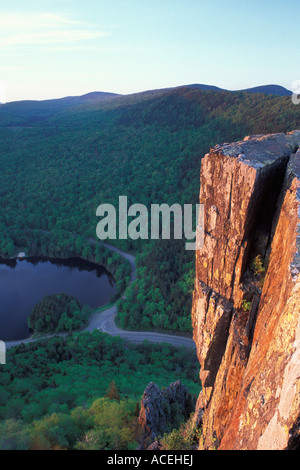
[0,0,299,102]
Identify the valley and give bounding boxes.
[1,84,300,450]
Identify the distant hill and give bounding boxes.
[182,83,292,96]
[56,91,121,104]
[0,91,120,126]
[181,84,225,92]
[0,83,292,127]
[238,84,292,96]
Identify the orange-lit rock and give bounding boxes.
[192,132,300,450]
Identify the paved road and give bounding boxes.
[84,305,196,349]
[6,332,68,350]
[6,241,196,350]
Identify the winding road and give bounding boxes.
[6,241,196,350]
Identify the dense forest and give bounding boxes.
[0,332,200,450]
[28,293,84,334]
[1,86,300,333]
[1,86,300,449]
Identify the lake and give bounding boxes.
[0,257,115,341]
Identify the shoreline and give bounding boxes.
[5,240,195,350]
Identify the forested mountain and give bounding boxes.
[0,85,300,333]
[0,83,291,127]
[181,83,292,96]
[238,84,292,96]
[0,91,120,126]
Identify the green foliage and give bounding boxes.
[0,332,200,450]
[241,300,252,313]
[0,420,32,450]
[1,87,299,332]
[162,428,191,451]
[0,400,138,451]
[76,398,138,450]
[28,293,83,334]
[161,412,203,451]
[116,240,194,332]
[251,255,265,277]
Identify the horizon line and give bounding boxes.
[0,82,293,105]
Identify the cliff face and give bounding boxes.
[192,131,300,450]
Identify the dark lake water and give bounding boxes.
[0,257,115,341]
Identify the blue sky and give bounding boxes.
[0,0,299,102]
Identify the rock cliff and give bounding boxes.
[192,131,300,450]
[138,380,193,448]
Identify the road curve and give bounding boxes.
[6,240,196,350]
[84,305,196,349]
[6,332,68,350]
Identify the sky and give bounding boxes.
[0,0,299,102]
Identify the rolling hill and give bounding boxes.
[179,83,292,96]
[0,83,292,126]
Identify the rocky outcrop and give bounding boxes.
[138,380,192,446]
[192,131,300,450]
